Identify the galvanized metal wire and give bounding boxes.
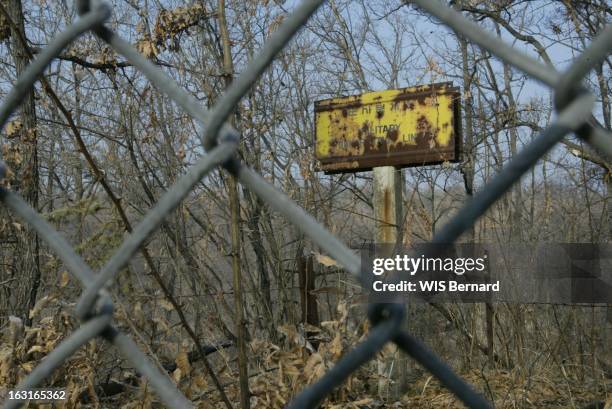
[0,0,609,407]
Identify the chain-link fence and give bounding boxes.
[1,0,610,408]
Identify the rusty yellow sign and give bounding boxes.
[314,82,461,173]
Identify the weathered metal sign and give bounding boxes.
[314,82,461,173]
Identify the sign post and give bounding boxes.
[314,81,462,399]
[373,165,405,398]
[373,166,403,245]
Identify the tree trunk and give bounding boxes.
[6,0,40,326]
[458,13,475,241]
[218,1,250,408]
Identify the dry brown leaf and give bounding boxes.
[5,120,21,138]
[313,252,338,267]
[172,367,182,382]
[20,361,34,372]
[136,39,158,58]
[159,299,174,311]
[303,352,325,383]
[152,315,170,333]
[278,324,301,345]
[29,295,52,319]
[26,345,45,355]
[59,271,70,288]
[193,373,207,391]
[329,333,343,358]
[268,14,285,35]
[175,350,190,378]
[336,301,349,322]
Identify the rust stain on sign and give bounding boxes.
[314,82,462,173]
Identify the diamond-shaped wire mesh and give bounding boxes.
[1,0,610,408]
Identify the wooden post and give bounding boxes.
[298,254,320,328]
[298,254,320,350]
[373,167,403,245]
[373,166,405,400]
